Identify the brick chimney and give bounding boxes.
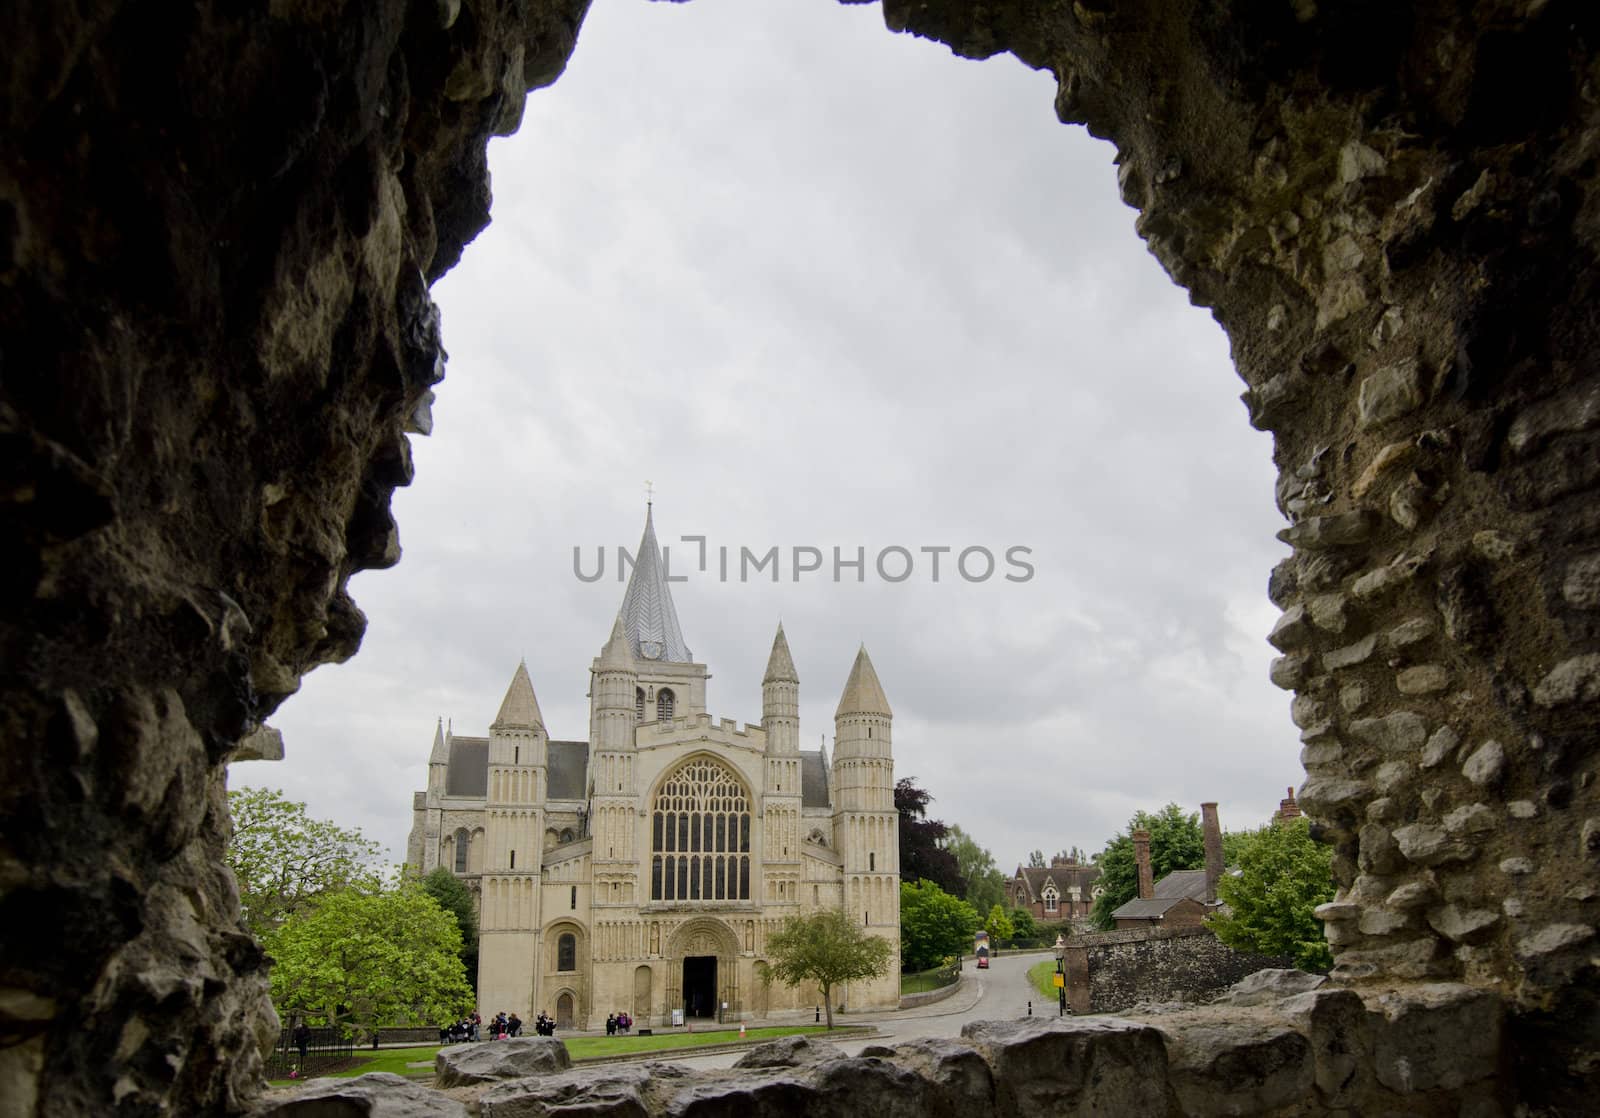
[1201,802,1224,904]
[1277,786,1302,825]
[1132,829,1153,900]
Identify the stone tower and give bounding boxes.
[831,646,899,1005]
[479,661,548,1012]
[761,624,802,906]
[589,615,639,888]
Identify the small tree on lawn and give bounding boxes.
[984,904,1015,946]
[758,908,893,1029]
[266,880,473,1036]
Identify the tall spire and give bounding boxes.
[429,716,449,764]
[835,645,892,719]
[618,504,693,663]
[763,623,799,684]
[492,660,545,729]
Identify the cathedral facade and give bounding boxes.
[405,508,900,1028]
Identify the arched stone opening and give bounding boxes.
[2,0,1597,1112]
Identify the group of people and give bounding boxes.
[487,1011,524,1038]
[529,1011,558,1036]
[604,1011,633,1036]
[439,1013,481,1044]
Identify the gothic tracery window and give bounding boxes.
[649,756,750,902]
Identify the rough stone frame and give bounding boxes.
[1,0,1597,1113]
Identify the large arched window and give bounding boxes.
[453,828,470,874]
[650,756,750,902]
[656,688,675,723]
[557,933,576,972]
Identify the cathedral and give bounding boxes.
[405,507,901,1028]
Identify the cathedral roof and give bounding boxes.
[799,749,830,809]
[763,623,798,684]
[429,717,448,764]
[597,613,636,672]
[618,505,693,664]
[492,660,545,730]
[445,737,489,797]
[547,740,589,801]
[834,646,892,719]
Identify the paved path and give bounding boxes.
[654,950,1061,1070]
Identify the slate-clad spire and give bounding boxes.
[429,716,449,764]
[763,623,798,684]
[492,660,545,729]
[618,504,693,663]
[834,645,892,719]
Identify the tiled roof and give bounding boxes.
[1110,868,1214,920]
[445,737,488,797]
[1012,863,1099,902]
[547,740,589,801]
[800,749,829,809]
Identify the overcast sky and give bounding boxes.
[237,0,1296,875]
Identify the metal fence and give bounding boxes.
[263,1025,355,1080]
[899,961,961,995]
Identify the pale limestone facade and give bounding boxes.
[405,508,900,1028]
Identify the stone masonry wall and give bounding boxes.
[1071,927,1294,1014]
[2,0,1597,1113]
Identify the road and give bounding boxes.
[661,950,1059,1070]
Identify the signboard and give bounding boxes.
[671,1009,684,1027]
[1053,974,1065,988]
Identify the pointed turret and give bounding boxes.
[763,623,799,684]
[834,646,892,719]
[762,623,799,755]
[492,660,545,730]
[619,505,693,663]
[598,613,636,672]
[593,613,639,756]
[429,717,449,764]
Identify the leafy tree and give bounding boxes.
[227,787,384,940]
[895,778,963,896]
[1009,906,1038,944]
[265,881,473,1035]
[899,881,979,971]
[1223,826,1261,867]
[420,866,479,993]
[1089,803,1206,930]
[1027,850,1046,868]
[1209,817,1335,971]
[758,908,893,1029]
[984,904,1015,944]
[945,825,1007,915]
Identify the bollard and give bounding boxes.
[1028,1001,1032,1016]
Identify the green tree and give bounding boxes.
[984,904,1015,944]
[1089,803,1206,930]
[420,866,479,993]
[1009,906,1038,944]
[758,909,893,1029]
[1027,850,1046,868]
[944,825,1007,914]
[899,881,979,971]
[265,881,473,1035]
[1209,817,1335,971]
[227,787,384,940]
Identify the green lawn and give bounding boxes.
[1027,958,1064,1001]
[900,965,958,995]
[269,1025,852,1084]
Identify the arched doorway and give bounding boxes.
[664,918,740,1023]
[556,992,574,1030]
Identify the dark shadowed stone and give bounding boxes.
[250,1072,468,1116]
[664,1057,934,1118]
[1158,1016,1313,1115]
[875,1037,996,1118]
[1212,968,1327,1007]
[732,1034,845,1068]
[1280,989,1375,1108]
[1372,985,1501,1092]
[435,1037,571,1086]
[479,1066,660,1118]
[960,1017,1176,1116]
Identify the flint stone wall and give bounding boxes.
[1071,927,1295,1013]
[3,0,1598,1113]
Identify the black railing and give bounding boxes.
[264,1026,355,1080]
